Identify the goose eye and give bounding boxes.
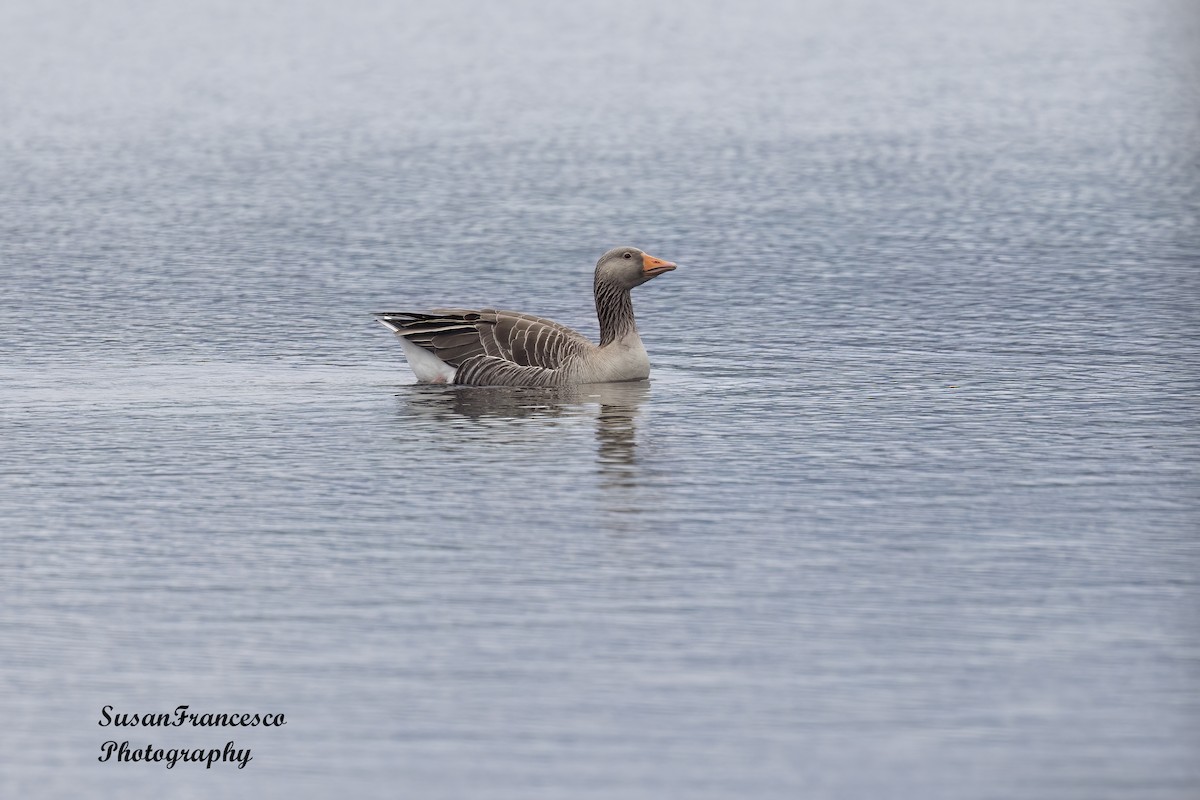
[623,252,632,259]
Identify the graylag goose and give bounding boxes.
[375,246,677,387]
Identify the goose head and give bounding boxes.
[595,246,677,289]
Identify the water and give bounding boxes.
[2,0,1198,797]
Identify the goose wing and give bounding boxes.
[374,308,593,369]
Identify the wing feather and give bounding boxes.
[374,308,593,380]
[455,355,562,387]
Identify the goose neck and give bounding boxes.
[594,278,637,346]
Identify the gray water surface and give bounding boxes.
[2,0,1198,797]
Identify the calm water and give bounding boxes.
[2,0,1199,797]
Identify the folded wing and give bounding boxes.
[374,308,595,384]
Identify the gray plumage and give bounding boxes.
[375,246,677,387]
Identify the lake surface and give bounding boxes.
[2,0,1198,797]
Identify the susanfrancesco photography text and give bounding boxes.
[96,705,287,770]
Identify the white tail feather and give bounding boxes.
[391,331,458,384]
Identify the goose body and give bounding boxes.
[375,247,676,387]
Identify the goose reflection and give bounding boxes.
[396,381,649,490]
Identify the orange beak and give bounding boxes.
[641,253,677,275]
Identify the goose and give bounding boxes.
[375,246,677,387]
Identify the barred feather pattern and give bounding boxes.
[454,355,564,387]
[374,307,598,386]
